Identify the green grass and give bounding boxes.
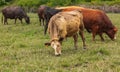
[0,13,120,72]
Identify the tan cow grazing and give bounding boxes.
[45,10,86,56]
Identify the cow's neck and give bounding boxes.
[50,23,59,41]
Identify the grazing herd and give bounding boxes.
[1,5,118,56]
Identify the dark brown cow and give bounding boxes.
[45,10,86,56]
[2,6,30,25]
[37,5,46,26]
[44,6,118,41]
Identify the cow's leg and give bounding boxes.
[42,18,44,26]
[4,17,8,25]
[79,30,86,49]
[14,18,17,24]
[39,18,41,26]
[43,18,45,26]
[92,32,96,41]
[19,18,23,24]
[79,23,86,49]
[99,33,104,41]
[4,18,6,25]
[21,19,23,24]
[44,19,49,35]
[92,25,99,41]
[73,34,78,50]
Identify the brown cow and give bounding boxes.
[37,5,46,26]
[2,6,30,25]
[45,10,86,56]
[57,6,118,41]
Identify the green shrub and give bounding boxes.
[1,0,120,7]
[0,0,6,6]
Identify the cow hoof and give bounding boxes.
[83,46,87,49]
[75,48,78,50]
[101,39,105,42]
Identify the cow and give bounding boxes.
[2,6,30,25]
[37,5,46,26]
[44,6,118,41]
[45,10,86,56]
[58,6,118,41]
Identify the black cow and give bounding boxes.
[2,6,30,25]
[44,6,62,34]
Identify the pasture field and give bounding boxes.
[0,13,120,72]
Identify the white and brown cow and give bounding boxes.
[45,10,86,56]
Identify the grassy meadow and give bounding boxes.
[0,13,120,72]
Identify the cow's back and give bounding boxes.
[60,11,82,36]
[2,7,16,19]
[2,6,26,19]
[15,7,26,17]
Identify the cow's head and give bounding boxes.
[45,39,61,56]
[25,16,30,24]
[106,27,118,40]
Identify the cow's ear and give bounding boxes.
[45,42,51,46]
